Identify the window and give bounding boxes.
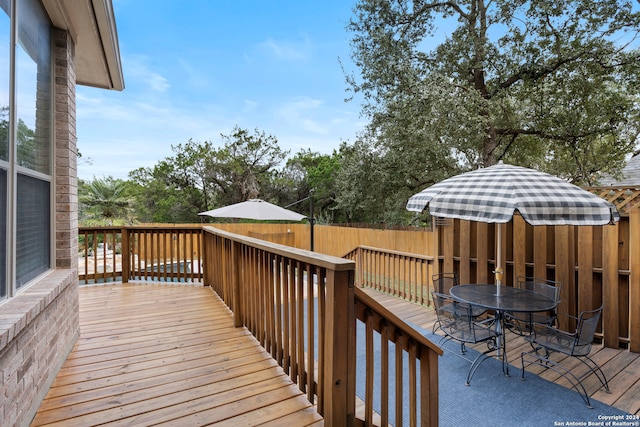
[0,0,9,298]
[1,0,52,299]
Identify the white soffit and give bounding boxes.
[43,0,124,90]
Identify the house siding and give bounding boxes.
[0,28,80,427]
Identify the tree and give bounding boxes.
[128,127,290,223]
[1,106,40,168]
[332,139,384,223]
[79,177,135,226]
[128,144,210,224]
[0,106,8,161]
[347,0,640,187]
[332,138,427,225]
[206,127,289,207]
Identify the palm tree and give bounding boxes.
[79,177,135,226]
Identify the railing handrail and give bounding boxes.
[203,225,354,271]
[355,287,443,355]
[346,245,436,307]
[343,244,435,261]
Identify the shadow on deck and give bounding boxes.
[31,283,323,426]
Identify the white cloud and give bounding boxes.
[275,97,328,134]
[243,99,259,111]
[259,36,310,61]
[124,54,170,93]
[177,58,212,89]
[147,73,170,92]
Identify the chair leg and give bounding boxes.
[465,347,495,386]
[575,354,610,394]
[521,351,595,408]
[432,321,440,334]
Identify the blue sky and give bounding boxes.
[77,1,366,180]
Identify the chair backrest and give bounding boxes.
[432,272,458,294]
[431,291,474,339]
[516,276,561,304]
[573,306,603,356]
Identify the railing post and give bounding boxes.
[202,229,209,286]
[323,268,355,427]
[122,227,130,283]
[421,348,439,426]
[356,246,363,287]
[231,241,243,327]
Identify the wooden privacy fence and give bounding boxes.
[202,226,442,426]
[433,208,640,352]
[344,246,435,307]
[209,222,435,257]
[78,226,203,284]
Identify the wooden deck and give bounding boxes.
[33,283,640,426]
[31,283,323,426]
[359,287,640,417]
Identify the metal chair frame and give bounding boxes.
[432,272,459,295]
[506,276,561,336]
[432,291,499,385]
[432,272,486,333]
[520,306,610,408]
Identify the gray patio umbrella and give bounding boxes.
[199,199,307,222]
[406,161,619,294]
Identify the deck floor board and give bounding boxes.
[31,283,322,427]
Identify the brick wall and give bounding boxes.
[54,27,79,272]
[0,271,78,426]
[0,28,80,427]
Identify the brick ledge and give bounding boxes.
[0,269,76,354]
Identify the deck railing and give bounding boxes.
[202,226,442,426]
[79,226,123,284]
[78,225,203,284]
[344,246,436,307]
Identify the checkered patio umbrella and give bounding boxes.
[406,162,619,292]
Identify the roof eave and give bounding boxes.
[43,0,124,91]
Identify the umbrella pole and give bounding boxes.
[495,223,503,296]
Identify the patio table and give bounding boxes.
[450,283,557,376]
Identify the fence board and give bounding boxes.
[533,226,547,280]
[460,221,471,284]
[603,225,620,348]
[476,223,489,284]
[578,227,595,314]
[513,215,526,281]
[556,226,575,329]
[631,209,640,353]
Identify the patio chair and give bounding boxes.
[431,272,486,333]
[432,272,459,294]
[432,292,499,386]
[505,276,561,335]
[520,306,610,408]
